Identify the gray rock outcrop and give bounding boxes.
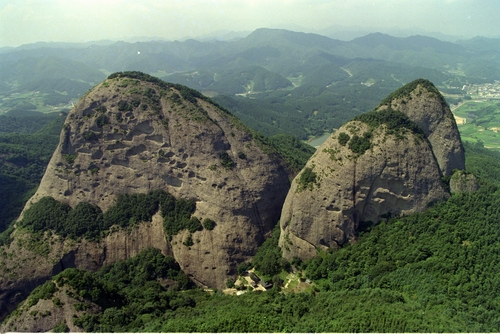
[279,79,465,260]
[450,170,479,194]
[377,79,465,176]
[1,72,290,319]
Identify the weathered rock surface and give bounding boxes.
[0,214,170,322]
[0,284,96,333]
[1,72,290,320]
[450,170,480,194]
[377,79,465,176]
[279,79,464,260]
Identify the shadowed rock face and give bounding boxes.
[279,80,464,261]
[1,73,290,318]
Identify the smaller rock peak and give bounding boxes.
[279,79,466,260]
[376,78,465,176]
[378,78,445,108]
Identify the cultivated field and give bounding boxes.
[453,99,500,149]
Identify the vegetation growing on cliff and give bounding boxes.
[2,248,191,332]
[337,132,350,146]
[378,78,443,107]
[16,189,202,242]
[353,107,425,140]
[296,167,318,192]
[348,131,373,154]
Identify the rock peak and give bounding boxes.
[7,72,290,300]
[377,78,465,175]
[279,79,464,260]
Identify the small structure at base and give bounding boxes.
[250,272,261,283]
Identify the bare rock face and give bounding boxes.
[0,284,96,333]
[450,170,479,194]
[377,79,465,176]
[279,79,464,261]
[0,214,170,322]
[4,71,289,305]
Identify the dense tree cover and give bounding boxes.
[212,78,394,140]
[463,141,500,184]
[0,115,65,185]
[207,59,452,140]
[0,114,65,233]
[168,65,293,95]
[15,189,202,242]
[464,103,500,128]
[299,184,500,331]
[353,107,425,139]
[161,196,198,236]
[0,57,104,108]
[139,287,466,333]
[0,112,60,134]
[202,218,216,230]
[6,248,193,332]
[265,133,315,173]
[337,132,350,146]
[379,78,443,107]
[348,132,373,155]
[252,224,289,276]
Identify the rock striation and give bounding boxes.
[279,79,465,260]
[1,72,290,319]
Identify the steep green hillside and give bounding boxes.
[1,248,193,332]
[0,114,65,233]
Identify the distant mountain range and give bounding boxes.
[1,28,500,138]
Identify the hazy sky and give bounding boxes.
[1,0,499,47]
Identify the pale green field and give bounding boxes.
[453,99,500,149]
